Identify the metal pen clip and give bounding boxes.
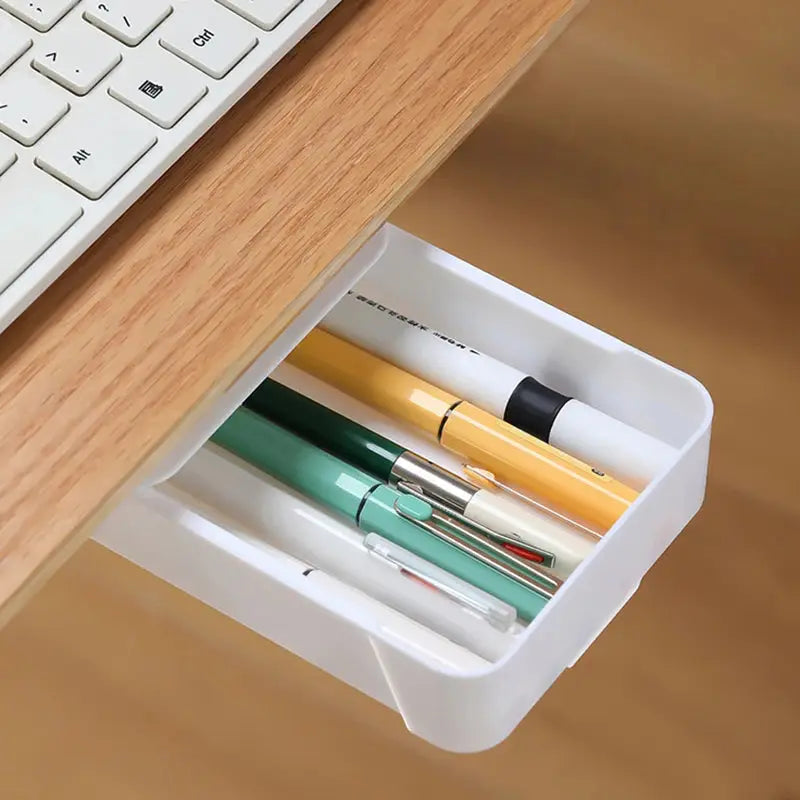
[463,465,603,540]
[393,495,562,601]
[395,479,556,567]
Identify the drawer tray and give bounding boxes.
[95,224,712,752]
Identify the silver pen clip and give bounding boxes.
[395,479,557,567]
[393,494,562,601]
[462,465,603,540]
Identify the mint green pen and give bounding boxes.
[211,408,549,622]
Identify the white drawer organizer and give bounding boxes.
[95,224,713,753]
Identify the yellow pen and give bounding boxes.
[286,329,639,530]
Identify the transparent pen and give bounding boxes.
[364,532,517,632]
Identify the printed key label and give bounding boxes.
[138,80,164,99]
[192,28,214,47]
[72,148,91,165]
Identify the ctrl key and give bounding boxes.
[0,164,83,294]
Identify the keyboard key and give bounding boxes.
[109,51,207,129]
[159,3,257,79]
[35,98,157,199]
[216,0,301,31]
[0,164,83,293]
[0,137,16,174]
[84,0,173,47]
[32,25,121,95]
[0,72,69,146]
[0,15,32,74]
[0,0,79,32]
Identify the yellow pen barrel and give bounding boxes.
[287,329,457,436]
[441,404,638,529]
[288,329,639,529]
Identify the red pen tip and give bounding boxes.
[501,542,545,563]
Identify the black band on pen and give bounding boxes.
[355,483,381,526]
[503,377,572,442]
[437,400,463,442]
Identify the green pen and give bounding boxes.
[210,407,550,622]
[245,378,405,482]
[244,380,582,582]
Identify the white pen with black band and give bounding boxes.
[322,291,676,488]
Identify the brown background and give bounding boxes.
[1,0,798,797]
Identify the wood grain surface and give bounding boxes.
[1,0,798,796]
[0,0,582,625]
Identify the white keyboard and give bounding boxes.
[0,0,340,331]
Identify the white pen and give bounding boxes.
[322,291,677,488]
[301,571,489,672]
[149,481,488,671]
[168,444,523,662]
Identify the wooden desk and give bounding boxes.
[0,0,584,624]
[1,0,797,792]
